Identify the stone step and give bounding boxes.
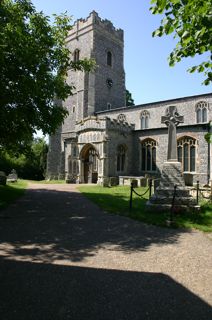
[156,189,191,197]
[146,201,199,212]
[149,195,196,205]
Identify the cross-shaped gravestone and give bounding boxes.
[161,106,184,161]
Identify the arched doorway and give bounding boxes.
[80,144,99,183]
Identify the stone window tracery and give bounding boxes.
[196,101,208,123]
[117,145,126,172]
[141,139,156,171]
[140,110,150,129]
[177,136,197,172]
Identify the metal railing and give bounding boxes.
[129,179,152,210]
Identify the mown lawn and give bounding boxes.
[0,180,28,209]
[28,180,65,184]
[78,185,212,232]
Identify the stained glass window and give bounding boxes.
[140,139,157,172]
[177,137,196,172]
[196,101,208,123]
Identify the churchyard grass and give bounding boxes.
[28,180,65,184]
[0,180,28,209]
[78,185,212,232]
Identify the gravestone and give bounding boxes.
[7,169,18,182]
[146,106,196,211]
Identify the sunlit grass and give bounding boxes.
[0,180,28,209]
[78,185,212,232]
[27,179,65,184]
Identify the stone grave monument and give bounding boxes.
[7,169,18,182]
[146,106,196,211]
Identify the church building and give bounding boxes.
[47,11,212,186]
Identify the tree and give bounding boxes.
[150,0,212,85]
[0,137,48,180]
[0,0,94,152]
[126,89,135,106]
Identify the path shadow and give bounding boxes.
[0,258,211,320]
[0,186,189,263]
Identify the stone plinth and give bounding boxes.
[146,162,197,211]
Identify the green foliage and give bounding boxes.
[0,180,27,209]
[150,0,212,85]
[0,0,95,151]
[204,121,212,143]
[29,179,65,184]
[126,89,135,106]
[78,185,212,231]
[0,138,48,180]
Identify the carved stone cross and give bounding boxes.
[161,106,184,161]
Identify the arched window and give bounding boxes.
[117,145,126,172]
[73,49,80,62]
[140,110,150,129]
[196,101,208,123]
[107,51,112,66]
[72,145,77,157]
[177,137,197,172]
[141,139,156,171]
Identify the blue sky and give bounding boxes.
[32,0,211,105]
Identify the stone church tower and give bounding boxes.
[47,11,127,182]
[65,10,126,122]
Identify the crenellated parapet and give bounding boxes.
[75,116,107,133]
[67,11,123,41]
[75,116,134,134]
[106,117,135,132]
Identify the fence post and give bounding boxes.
[129,182,133,210]
[196,180,199,205]
[149,179,152,199]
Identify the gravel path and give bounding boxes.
[0,183,211,320]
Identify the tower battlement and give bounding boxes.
[68,11,123,41]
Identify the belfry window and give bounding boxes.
[73,49,80,62]
[141,139,156,171]
[177,137,197,172]
[107,51,112,66]
[140,110,150,129]
[196,101,208,123]
[117,145,126,172]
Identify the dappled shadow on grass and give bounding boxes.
[80,187,212,232]
[0,182,27,210]
[0,185,187,264]
[0,258,211,320]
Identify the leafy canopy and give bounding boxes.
[0,137,48,180]
[126,89,135,106]
[150,0,212,85]
[0,0,94,152]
